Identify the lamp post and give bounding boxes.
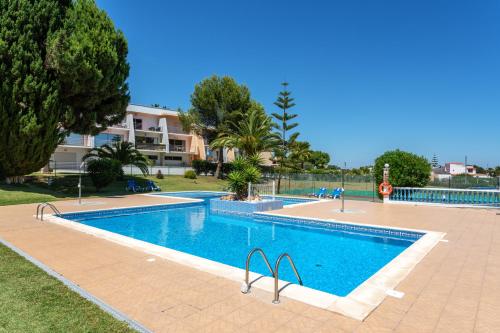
[78,162,85,205]
[369,166,374,202]
[341,162,346,212]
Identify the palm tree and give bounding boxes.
[290,141,312,170]
[210,105,279,158]
[83,140,149,176]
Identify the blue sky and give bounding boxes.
[97,0,500,167]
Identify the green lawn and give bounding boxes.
[0,244,136,333]
[0,174,227,206]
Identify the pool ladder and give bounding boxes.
[36,202,61,221]
[241,247,303,304]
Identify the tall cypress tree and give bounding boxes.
[271,82,300,193]
[0,0,70,183]
[0,0,129,182]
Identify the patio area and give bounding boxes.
[0,195,498,332]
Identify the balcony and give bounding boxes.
[169,144,186,152]
[61,134,86,146]
[109,122,128,129]
[168,126,187,134]
[136,143,166,151]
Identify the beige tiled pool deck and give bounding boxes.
[0,195,499,332]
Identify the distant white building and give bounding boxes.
[444,162,476,176]
[431,162,478,181]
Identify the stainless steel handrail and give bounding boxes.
[273,253,303,304]
[37,203,61,221]
[241,248,275,294]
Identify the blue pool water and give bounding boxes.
[156,191,316,206]
[62,199,422,296]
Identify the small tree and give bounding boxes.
[309,151,330,169]
[210,103,279,157]
[271,82,300,192]
[87,158,120,191]
[289,141,311,170]
[374,150,431,188]
[226,157,261,200]
[83,141,149,178]
[179,75,252,179]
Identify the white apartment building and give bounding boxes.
[49,104,235,171]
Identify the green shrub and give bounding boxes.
[109,159,124,180]
[226,157,262,199]
[86,159,118,191]
[374,150,431,188]
[184,170,197,179]
[192,159,204,175]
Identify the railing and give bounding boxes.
[241,248,303,304]
[168,126,187,134]
[109,123,128,129]
[253,181,276,197]
[273,253,303,304]
[61,135,86,146]
[135,143,166,151]
[36,203,61,221]
[169,144,186,152]
[241,248,275,294]
[390,187,500,207]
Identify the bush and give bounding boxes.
[192,159,204,175]
[86,159,119,191]
[184,170,197,179]
[374,150,431,188]
[156,170,164,179]
[226,157,262,200]
[110,159,124,180]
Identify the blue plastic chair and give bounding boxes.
[145,180,161,192]
[126,180,142,192]
[329,187,344,199]
[310,187,327,198]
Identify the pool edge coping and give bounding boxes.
[43,197,445,321]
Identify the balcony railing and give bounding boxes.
[168,126,187,134]
[61,135,85,146]
[136,143,166,151]
[389,187,500,207]
[109,123,128,129]
[169,144,186,152]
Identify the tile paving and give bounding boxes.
[0,195,499,332]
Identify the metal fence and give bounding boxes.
[46,160,192,176]
[390,187,500,207]
[429,176,499,189]
[261,173,378,201]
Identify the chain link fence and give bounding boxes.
[261,173,378,201]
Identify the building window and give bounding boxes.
[63,133,85,146]
[169,139,185,152]
[133,118,142,130]
[147,155,158,161]
[94,133,122,147]
[165,156,182,161]
[136,136,156,144]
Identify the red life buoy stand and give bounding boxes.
[378,182,393,196]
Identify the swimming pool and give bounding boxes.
[154,191,318,206]
[60,199,423,297]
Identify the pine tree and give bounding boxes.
[431,153,439,168]
[271,82,300,193]
[0,0,129,182]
